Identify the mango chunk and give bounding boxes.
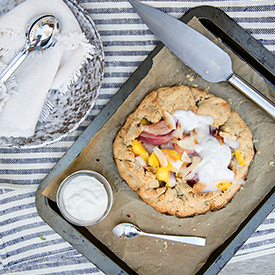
[216,181,231,191]
[161,149,183,171]
[234,149,246,166]
[148,153,159,167]
[163,149,182,161]
[156,167,169,183]
[132,139,149,161]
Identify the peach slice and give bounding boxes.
[163,111,176,130]
[181,151,191,163]
[153,147,168,167]
[192,182,207,193]
[143,120,172,136]
[173,133,197,154]
[178,156,202,180]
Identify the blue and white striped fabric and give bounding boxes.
[1,0,275,274]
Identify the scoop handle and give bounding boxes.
[228,73,275,120]
[0,47,29,83]
[144,232,206,246]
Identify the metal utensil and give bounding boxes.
[0,14,60,83]
[113,223,206,246]
[129,0,275,119]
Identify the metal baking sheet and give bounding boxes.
[36,6,275,275]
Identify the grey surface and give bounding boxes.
[220,253,275,274]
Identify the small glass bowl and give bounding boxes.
[56,170,113,226]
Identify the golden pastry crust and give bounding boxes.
[113,85,254,217]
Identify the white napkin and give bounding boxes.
[0,0,95,138]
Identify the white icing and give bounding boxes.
[173,110,213,132]
[195,121,211,142]
[172,110,236,192]
[194,137,235,192]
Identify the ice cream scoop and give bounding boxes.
[0,14,60,83]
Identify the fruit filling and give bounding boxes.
[132,110,245,192]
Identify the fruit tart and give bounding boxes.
[113,85,254,217]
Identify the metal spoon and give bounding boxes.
[0,14,60,83]
[113,223,206,246]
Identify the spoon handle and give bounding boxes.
[228,73,275,120]
[0,47,29,83]
[144,232,206,246]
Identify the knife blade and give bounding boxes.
[129,0,275,119]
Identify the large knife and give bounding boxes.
[129,0,275,119]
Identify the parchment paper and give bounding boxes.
[42,18,275,275]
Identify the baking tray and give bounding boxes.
[36,5,275,275]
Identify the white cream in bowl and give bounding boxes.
[56,170,113,226]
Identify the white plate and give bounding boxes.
[0,0,104,148]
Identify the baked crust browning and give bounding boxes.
[113,85,254,217]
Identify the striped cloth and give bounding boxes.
[1,0,274,274]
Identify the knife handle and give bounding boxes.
[228,73,275,120]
